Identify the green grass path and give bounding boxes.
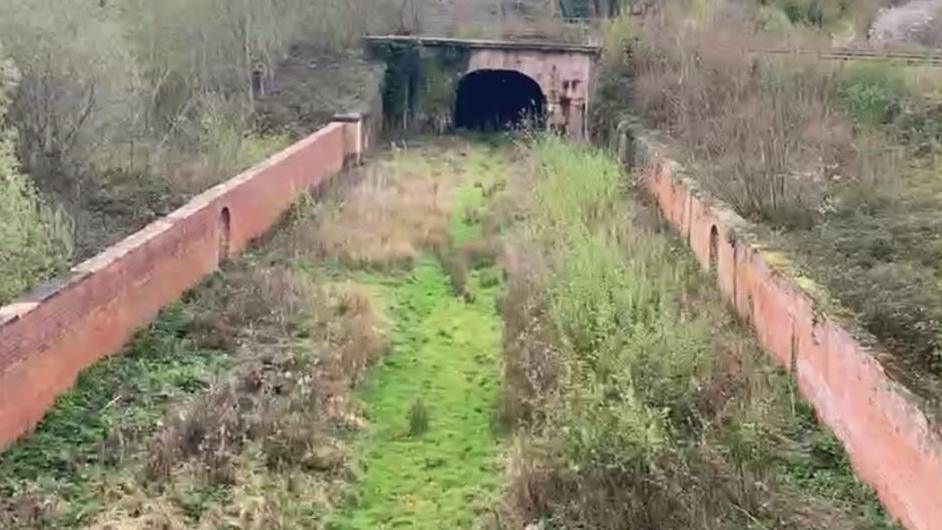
[331,256,503,529]
[330,145,509,528]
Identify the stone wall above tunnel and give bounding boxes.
[365,36,598,138]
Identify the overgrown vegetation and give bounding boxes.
[0,0,413,271]
[836,62,942,151]
[624,10,847,226]
[0,136,513,529]
[314,138,508,528]
[556,0,625,19]
[0,0,406,185]
[422,0,592,42]
[0,210,390,529]
[0,304,229,527]
[1,120,906,527]
[608,2,942,387]
[0,0,586,302]
[491,135,894,529]
[764,0,881,35]
[0,47,72,303]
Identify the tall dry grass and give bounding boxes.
[293,150,452,269]
[627,11,871,227]
[620,7,942,377]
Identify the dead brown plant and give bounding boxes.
[631,14,868,227]
[495,239,560,429]
[151,269,384,474]
[306,159,451,268]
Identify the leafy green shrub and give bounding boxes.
[836,63,909,126]
[0,50,72,304]
[771,0,844,27]
[835,62,942,150]
[782,0,816,24]
[755,4,796,35]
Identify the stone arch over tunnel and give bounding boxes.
[453,69,545,132]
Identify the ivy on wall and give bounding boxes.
[370,41,470,132]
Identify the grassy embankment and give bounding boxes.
[492,135,896,529]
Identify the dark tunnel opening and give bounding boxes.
[453,70,545,132]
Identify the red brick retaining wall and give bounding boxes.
[643,157,942,530]
[0,118,366,449]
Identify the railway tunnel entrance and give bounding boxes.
[453,69,545,131]
[365,36,599,138]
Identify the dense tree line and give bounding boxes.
[0,0,405,183]
[0,47,72,302]
[0,0,415,303]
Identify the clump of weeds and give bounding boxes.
[407,398,430,437]
[488,134,897,530]
[298,147,452,270]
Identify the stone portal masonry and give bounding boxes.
[365,36,599,138]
